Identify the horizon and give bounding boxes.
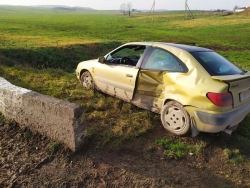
[0,0,249,11]
[0,4,248,11]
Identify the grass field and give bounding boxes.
[0,5,250,160]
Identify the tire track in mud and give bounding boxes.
[1,119,250,187]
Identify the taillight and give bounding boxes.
[207,92,233,107]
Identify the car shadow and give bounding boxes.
[0,41,123,72]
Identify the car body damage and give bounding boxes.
[76,42,250,136]
[132,70,165,113]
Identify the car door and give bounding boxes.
[132,47,188,113]
[93,45,149,102]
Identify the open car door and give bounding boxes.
[94,45,150,102]
[132,47,188,113]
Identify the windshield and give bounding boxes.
[191,51,243,76]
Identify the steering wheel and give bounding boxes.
[110,58,118,64]
[120,57,133,65]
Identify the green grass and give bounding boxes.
[0,64,159,149]
[48,141,60,154]
[224,148,247,164]
[157,137,203,159]
[1,7,249,71]
[0,6,250,161]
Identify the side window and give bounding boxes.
[106,45,147,66]
[143,48,186,72]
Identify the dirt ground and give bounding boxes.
[0,120,250,188]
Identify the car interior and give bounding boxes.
[106,45,147,66]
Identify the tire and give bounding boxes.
[161,101,191,136]
[80,71,94,90]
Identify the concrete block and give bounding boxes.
[0,77,86,152]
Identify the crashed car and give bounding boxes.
[76,42,250,136]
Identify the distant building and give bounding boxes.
[234,7,247,13]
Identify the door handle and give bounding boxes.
[126,74,133,78]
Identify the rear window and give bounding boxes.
[191,51,243,76]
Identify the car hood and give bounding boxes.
[79,59,98,65]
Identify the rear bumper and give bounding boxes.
[193,102,250,133]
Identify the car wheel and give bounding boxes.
[81,71,94,90]
[161,101,191,136]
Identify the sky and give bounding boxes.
[0,0,249,11]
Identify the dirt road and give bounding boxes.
[0,120,250,187]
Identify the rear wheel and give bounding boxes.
[80,71,94,90]
[161,101,191,136]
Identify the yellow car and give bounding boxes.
[76,42,250,136]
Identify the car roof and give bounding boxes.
[154,42,213,52]
[125,42,213,52]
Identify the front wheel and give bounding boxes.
[161,101,191,136]
[80,71,94,90]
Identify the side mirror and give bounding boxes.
[98,56,106,64]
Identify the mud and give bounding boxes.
[0,121,250,187]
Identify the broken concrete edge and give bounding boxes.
[0,77,86,152]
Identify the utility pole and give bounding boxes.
[146,0,156,22]
[185,0,194,19]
